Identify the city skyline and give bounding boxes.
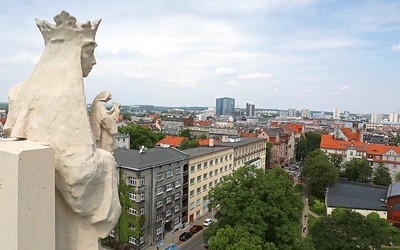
[0,1,399,114]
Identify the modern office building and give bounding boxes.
[288,108,297,118]
[246,102,255,116]
[216,97,235,116]
[113,147,190,249]
[300,109,310,118]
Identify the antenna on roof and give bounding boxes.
[139,145,146,154]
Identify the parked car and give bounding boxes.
[190,225,204,233]
[179,231,193,241]
[203,218,215,227]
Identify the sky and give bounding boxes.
[0,0,399,114]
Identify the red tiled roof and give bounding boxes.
[341,128,361,142]
[157,136,185,148]
[240,132,257,138]
[194,121,212,126]
[198,139,220,146]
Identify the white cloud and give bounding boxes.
[339,86,349,90]
[9,51,40,64]
[215,67,235,75]
[227,80,238,86]
[239,73,273,79]
[166,79,198,87]
[392,44,400,51]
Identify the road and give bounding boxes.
[178,231,206,250]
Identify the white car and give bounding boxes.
[203,218,215,227]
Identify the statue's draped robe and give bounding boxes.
[4,30,121,249]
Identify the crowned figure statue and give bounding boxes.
[4,11,121,250]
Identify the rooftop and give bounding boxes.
[183,146,232,158]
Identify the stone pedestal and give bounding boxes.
[0,139,55,250]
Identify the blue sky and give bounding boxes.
[0,0,399,114]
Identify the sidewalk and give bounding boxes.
[300,182,319,238]
[144,212,212,250]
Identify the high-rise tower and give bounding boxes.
[216,97,235,116]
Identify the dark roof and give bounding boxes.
[114,133,129,139]
[216,137,266,148]
[387,182,400,199]
[326,181,388,211]
[183,146,231,158]
[114,147,189,171]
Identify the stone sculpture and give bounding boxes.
[90,91,119,153]
[4,11,121,250]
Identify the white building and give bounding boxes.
[333,108,340,119]
[300,109,310,118]
[370,113,382,124]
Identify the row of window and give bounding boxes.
[128,206,145,215]
[190,155,233,173]
[189,178,222,197]
[190,196,209,210]
[156,180,181,195]
[155,206,180,222]
[235,143,264,158]
[156,193,181,208]
[190,166,231,185]
[129,236,145,245]
[129,176,145,186]
[129,192,145,201]
[156,167,181,181]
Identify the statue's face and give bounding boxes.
[81,43,96,77]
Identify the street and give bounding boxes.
[177,231,206,250]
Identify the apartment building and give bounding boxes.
[217,136,267,170]
[183,146,234,222]
[320,134,400,179]
[113,147,189,249]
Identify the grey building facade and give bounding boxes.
[114,147,189,249]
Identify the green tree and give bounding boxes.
[342,158,372,183]
[265,142,273,169]
[296,132,322,162]
[179,128,191,138]
[208,226,267,250]
[155,131,166,142]
[373,163,392,186]
[198,133,208,139]
[179,139,199,150]
[122,112,132,121]
[300,149,339,196]
[119,124,157,150]
[396,172,400,182]
[329,154,343,170]
[206,165,303,249]
[310,209,389,250]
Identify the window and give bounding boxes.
[215,158,219,164]
[190,202,195,210]
[166,209,171,217]
[140,192,145,201]
[128,207,137,215]
[220,157,224,162]
[140,207,145,215]
[166,196,172,204]
[166,183,173,192]
[209,171,213,177]
[214,179,218,185]
[197,176,202,183]
[175,193,180,200]
[377,156,380,160]
[109,230,115,238]
[129,176,136,186]
[225,165,228,171]
[174,204,180,213]
[129,192,136,201]
[175,167,181,175]
[140,237,144,244]
[129,223,135,229]
[129,237,137,245]
[220,167,223,173]
[190,190,195,197]
[156,187,163,195]
[190,165,195,173]
[156,173,163,181]
[229,164,232,170]
[203,184,207,191]
[190,178,195,185]
[203,173,208,180]
[175,180,181,188]
[156,227,162,235]
[209,182,213,188]
[203,162,208,168]
[197,164,202,170]
[197,187,201,194]
[209,160,213,166]
[215,169,218,175]
[140,177,145,186]
[196,210,200,216]
[174,217,180,225]
[196,198,201,206]
[230,154,232,159]
[156,200,163,208]
[225,155,228,161]
[156,214,162,222]
[166,170,172,178]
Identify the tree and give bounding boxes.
[155,131,166,142]
[122,112,132,121]
[179,138,199,150]
[342,158,372,183]
[119,124,157,150]
[373,163,392,186]
[310,209,389,250]
[329,154,343,170]
[179,128,191,138]
[208,226,267,250]
[206,165,303,249]
[300,149,339,196]
[296,132,322,162]
[198,133,208,139]
[395,172,400,183]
